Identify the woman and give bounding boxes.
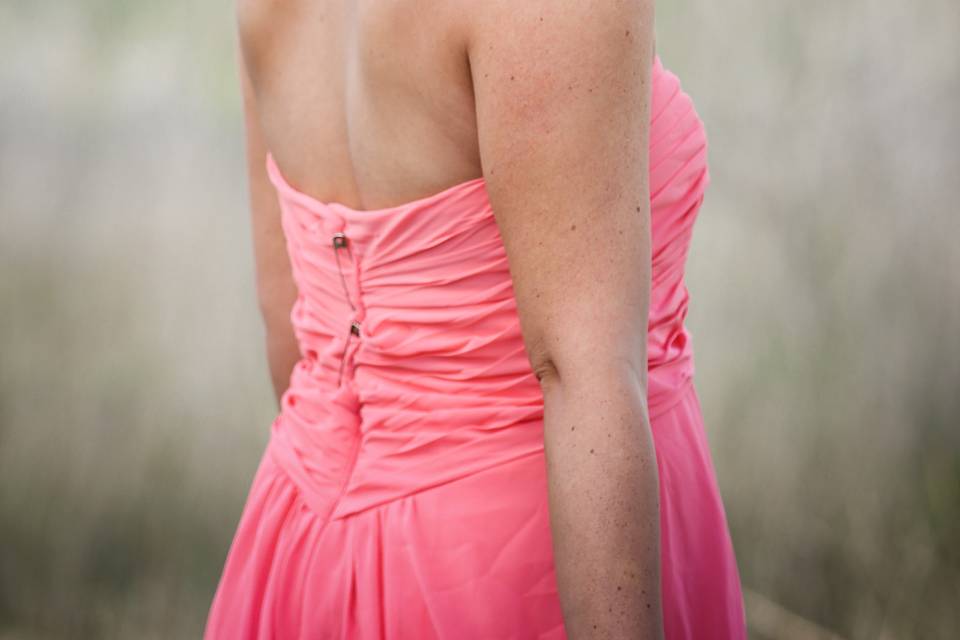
[205,0,746,638]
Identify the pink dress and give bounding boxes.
[204,55,746,639]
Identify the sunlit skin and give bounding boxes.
[236,1,662,637]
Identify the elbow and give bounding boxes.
[532,356,561,390]
[531,347,649,400]
[526,325,649,396]
[528,335,564,391]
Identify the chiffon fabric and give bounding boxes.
[204,55,747,639]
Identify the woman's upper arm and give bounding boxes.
[237,42,301,400]
[238,46,297,320]
[465,0,655,390]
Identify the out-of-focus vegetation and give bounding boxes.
[1,1,957,638]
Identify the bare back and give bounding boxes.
[236,0,481,210]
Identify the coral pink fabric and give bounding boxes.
[204,55,746,639]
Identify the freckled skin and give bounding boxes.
[466,2,663,638]
[238,0,662,637]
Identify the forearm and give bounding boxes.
[541,364,663,639]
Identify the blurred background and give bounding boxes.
[1,0,957,638]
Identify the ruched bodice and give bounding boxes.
[206,54,747,640]
[262,54,709,526]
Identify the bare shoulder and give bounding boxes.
[461,0,655,198]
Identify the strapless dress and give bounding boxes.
[204,54,747,639]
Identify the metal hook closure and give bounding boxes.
[332,231,361,386]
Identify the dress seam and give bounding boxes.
[329,446,546,522]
